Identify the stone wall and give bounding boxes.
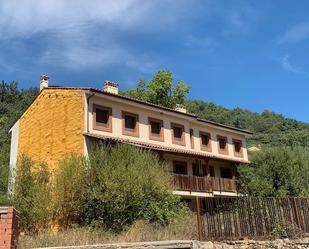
[31,239,309,249]
[0,207,19,249]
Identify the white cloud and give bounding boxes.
[0,0,149,39]
[278,22,309,44]
[0,0,260,79]
[0,0,195,72]
[280,55,309,77]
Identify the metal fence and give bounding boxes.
[199,197,309,240]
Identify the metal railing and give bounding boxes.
[200,197,309,240]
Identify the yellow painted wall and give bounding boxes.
[18,89,85,170]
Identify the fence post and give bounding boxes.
[195,196,203,241]
[292,198,302,230]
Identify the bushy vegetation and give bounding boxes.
[0,163,9,205]
[79,144,183,231]
[0,81,38,203]
[13,144,186,233]
[238,147,309,197]
[13,155,51,233]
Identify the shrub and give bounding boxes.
[13,155,51,233]
[81,144,184,231]
[14,144,186,233]
[52,154,87,227]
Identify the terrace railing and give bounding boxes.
[171,174,237,193]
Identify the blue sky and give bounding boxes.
[1,1,309,122]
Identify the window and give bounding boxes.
[122,111,139,137]
[192,162,207,177]
[200,131,212,152]
[173,161,187,175]
[190,128,194,149]
[174,127,182,138]
[209,166,215,177]
[93,104,112,132]
[217,135,228,155]
[148,117,164,141]
[220,167,233,179]
[171,123,185,146]
[232,139,243,157]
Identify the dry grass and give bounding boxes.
[18,214,197,248]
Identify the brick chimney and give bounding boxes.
[175,104,187,113]
[103,80,118,94]
[39,75,49,91]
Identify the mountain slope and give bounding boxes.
[185,100,309,147]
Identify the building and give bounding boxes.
[9,75,252,203]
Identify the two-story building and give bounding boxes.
[9,75,252,204]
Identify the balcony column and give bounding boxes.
[195,196,203,241]
[232,163,237,191]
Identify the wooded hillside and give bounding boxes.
[185,100,309,147]
[0,81,38,202]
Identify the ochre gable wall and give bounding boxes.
[17,89,85,170]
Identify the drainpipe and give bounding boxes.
[86,91,95,133]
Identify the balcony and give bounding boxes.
[171,174,237,193]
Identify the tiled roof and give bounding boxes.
[47,86,253,135]
[84,132,250,164]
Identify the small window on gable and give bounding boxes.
[217,135,228,155]
[173,161,187,175]
[171,123,185,146]
[122,111,139,137]
[93,104,112,132]
[200,131,211,152]
[149,117,164,141]
[233,139,243,157]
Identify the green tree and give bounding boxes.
[123,70,190,108]
[0,81,38,204]
[238,147,309,197]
